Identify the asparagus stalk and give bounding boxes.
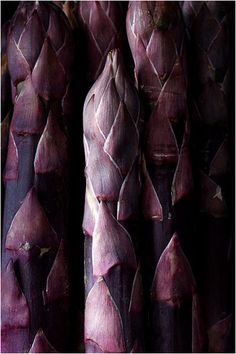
[76,1,124,87]
[1,2,75,352]
[126,2,205,352]
[83,49,143,353]
[150,233,205,352]
[181,2,233,351]
[126,1,187,113]
[1,21,12,170]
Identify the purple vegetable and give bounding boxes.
[1,2,75,352]
[127,2,205,351]
[76,1,124,86]
[181,2,233,351]
[83,49,143,353]
[1,21,12,170]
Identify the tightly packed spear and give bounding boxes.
[1,2,75,352]
[1,20,12,171]
[76,1,124,87]
[181,2,234,351]
[77,2,144,352]
[127,2,205,352]
[83,48,144,353]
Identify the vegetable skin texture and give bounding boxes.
[76,1,124,86]
[150,233,205,353]
[83,48,143,353]
[1,2,74,352]
[127,2,205,352]
[126,1,187,111]
[1,21,12,170]
[181,2,234,352]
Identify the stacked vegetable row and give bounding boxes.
[1,1,234,353]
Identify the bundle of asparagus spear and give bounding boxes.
[1,1,234,353]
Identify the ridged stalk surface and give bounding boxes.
[1,2,74,352]
[181,2,233,351]
[76,1,124,86]
[1,21,12,169]
[127,2,205,352]
[83,49,143,353]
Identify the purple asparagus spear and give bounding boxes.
[76,1,124,86]
[181,2,234,351]
[1,20,12,170]
[1,2,75,352]
[83,49,144,353]
[127,2,205,351]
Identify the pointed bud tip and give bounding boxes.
[168,232,179,249]
[106,48,121,74]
